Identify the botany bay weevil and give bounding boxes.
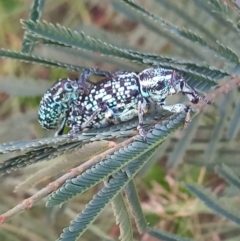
[38,67,211,139]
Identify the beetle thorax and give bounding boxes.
[138,67,180,103]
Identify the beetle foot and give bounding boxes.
[137,125,147,142]
[183,106,192,129]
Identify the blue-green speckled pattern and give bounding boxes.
[38,67,211,136]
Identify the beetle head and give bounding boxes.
[38,78,80,130]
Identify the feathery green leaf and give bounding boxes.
[154,0,217,42]
[216,41,240,64]
[185,183,240,226]
[21,20,230,89]
[227,99,240,139]
[111,193,133,241]
[125,180,147,233]
[21,0,46,53]
[0,48,86,71]
[204,92,234,162]
[57,146,161,241]
[47,112,186,207]
[111,0,201,58]
[148,227,195,241]
[215,164,240,191]
[167,115,200,168]
[115,0,240,64]
[204,0,229,15]
[14,141,110,191]
[22,20,140,61]
[0,112,170,174]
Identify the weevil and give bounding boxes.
[38,67,211,139]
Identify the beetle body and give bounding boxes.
[66,71,142,133]
[38,67,210,137]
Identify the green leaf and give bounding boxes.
[133,52,228,79]
[14,141,110,192]
[138,138,171,176]
[193,0,237,33]
[57,146,161,241]
[132,52,229,85]
[22,20,200,67]
[25,24,230,86]
[118,0,240,64]
[204,0,229,15]
[154,0,217,42]
[184,63,229,81]
[227,99,240,139]
[46,112,186,207]
[182,32,239,64]
[0,112,169,174]
[22,0,46,53]
[21,20,229,89]
[29,0,45,21]
[0,48,86,71]
[111,193,133,241]
[204,92,234,163]
[116,0,214,60]
[205,0,240,35]
[148,227,195,241]
[216,41,240,64]
[215,164,240,191]
[21,20,139,61]
[125,180,147,233]
[185,183,240,226]
[111,0,200,58]
[167,115,200,168]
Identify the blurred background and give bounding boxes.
[0,0,240,241]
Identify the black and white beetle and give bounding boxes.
[38,67,211,138]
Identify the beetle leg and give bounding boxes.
[68,107,103,137]
[81,108,102,129]
[77,68,112,94]
[160,102,191,128]
[54,117,67,137]
[136,97,149,141]
[68,125,82,138]
[180,80,211,104]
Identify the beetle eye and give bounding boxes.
[64,82,72,91]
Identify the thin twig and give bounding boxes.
[192,75,240,111]
[0,137,135,224]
